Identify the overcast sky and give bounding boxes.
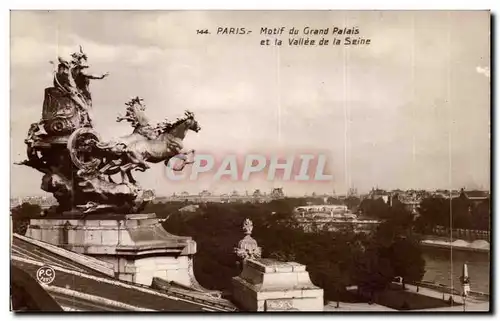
[10,11,490,197]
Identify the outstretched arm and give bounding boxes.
[83,71,109,80]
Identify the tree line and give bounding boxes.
[10,197,428,305]
[155,199,425,304]
[358,195,490,232]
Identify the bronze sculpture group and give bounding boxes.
[17,47,201,215]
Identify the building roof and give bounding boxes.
[11,263,63,311]
[179,204,200,212]
[11,234,236,312]
[463,190,489,200]
[432,191,461,199]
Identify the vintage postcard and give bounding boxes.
[10,10,490,312]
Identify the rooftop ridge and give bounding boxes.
[42,284,154,311]
[152,278,237,311]
[11,255,231,311]
[13,233,115,277]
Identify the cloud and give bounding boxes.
[11,33,167,68]
[10,37,70,66]
[476,66,490,78]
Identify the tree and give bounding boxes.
[416,197,448,232]
[451,197,473,229]
[143,201,189,218]
[11,202,42,219]
[326,197,342,205]
[161,199,424,304]
[353,248,394,302]
[387,237,425,289]
[305,197,325,205]
[163,201,365,301]
[11,203,42,235]
[374,204,414,245]
[344,196,361,211]
[359,198,390,219]
[417,195,489,231]
[472,198,490,231]
[308,262,348,308]
[359,204,425,296]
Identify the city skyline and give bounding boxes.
[10,185,490,200]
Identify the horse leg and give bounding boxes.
[119,163,134,184]
[120,163,139,184]
[126,170,137,184]
[163,154,190,172]
[177,149,196,165]
[164,149,195,171]
[179,149,195,158]
[120,168,128,184]
[126,150,150,171]
[98,161,115,175]
[164,158,186,172]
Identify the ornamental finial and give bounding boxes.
[243,218,253,235]
[235,218,261,260]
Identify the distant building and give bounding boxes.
[432,189,461,199]
[179,205,199,213]
[461,189,489,201]
[199,190,212,197]
[347,188,358,197]
[293,205,379,234]
[294,205,354,219]
[396,191,425,215]
[460,189,490,208]
[165,189,280,204]
[368,188,390,203]
[270,188,285,199]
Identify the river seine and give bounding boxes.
[422,246,490,294]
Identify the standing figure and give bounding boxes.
[70,47,109,107]
[53,57,72,92]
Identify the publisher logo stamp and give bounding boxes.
[36,265,55,284]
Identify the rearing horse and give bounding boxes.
[96,110,201,184]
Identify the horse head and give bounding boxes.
[183,110,201,133]
[156,111,200,135]
[117,97,150,128]
[126,96,145,110]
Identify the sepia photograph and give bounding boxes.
[9,10,491,312]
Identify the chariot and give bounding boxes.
[26,87,115,177]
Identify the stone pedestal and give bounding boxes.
[25,213,200,288]
[232,258,323,311]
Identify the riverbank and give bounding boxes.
[328,283,489,312]
[405,284,489,312]
[421,239,489,253]
[324,301,396,312]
